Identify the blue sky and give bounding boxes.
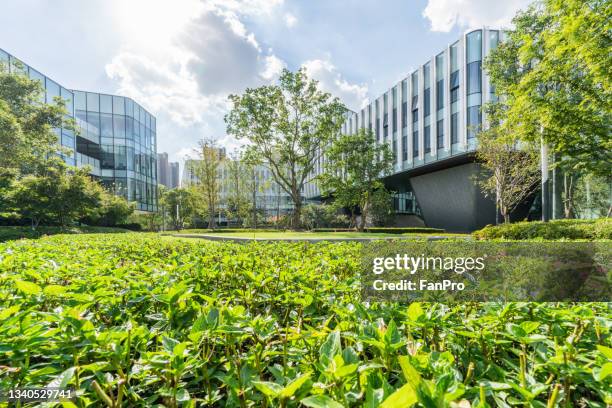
[0,0,532,169]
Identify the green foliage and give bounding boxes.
[0,61,75,175]
[474,218,612,240]
[318,128,394,231]
[0,233,610,406]
[301,203,350,230]
[81,191,135,227]
[369,189,395,227]
[226,68,347,228]
[484,0,611,177]
[5,158,104,228]
[159,186,199,230]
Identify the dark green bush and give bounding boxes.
[0,226,131,242]
[473,218,611,240]
[311,227,445,234]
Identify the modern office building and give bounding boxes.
[157,153,179,189]
[305,28,506,231]
[0,47,158,212]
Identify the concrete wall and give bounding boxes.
[409,162,495,232]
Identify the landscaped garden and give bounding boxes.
[1,232,610,406]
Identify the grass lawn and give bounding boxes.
[171,230,468,240]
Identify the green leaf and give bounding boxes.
[280,373,311,398]
[16,280,42,295]
[597,345,612,360]
[252,381,283,398]
[319,331,341,368]
[176,389,190,402]
[43,284,67,296]
[47,367,75,389]
[301,395,344,408]
[380,383,417,408]
[407,303,424,322]
[0,305,19,320]
[398,356,421,386]
[596,362,612,381]
[519,321,540,334]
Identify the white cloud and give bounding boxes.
[284,13,297,28]
[302,59,369,111]
[423,0,533,32]
[105,0,287,164]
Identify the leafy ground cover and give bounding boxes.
[0,233,610,407]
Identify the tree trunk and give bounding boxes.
[291,196,301,230]
[358,199,369,232]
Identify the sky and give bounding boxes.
[0,0,533,174]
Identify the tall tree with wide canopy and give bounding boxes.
[226,68,346,229]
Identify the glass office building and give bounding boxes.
[304,28,503,231]
[0,47,157,212]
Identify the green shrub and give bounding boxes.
[0,234,609,406]
[0,225,130,242]
[473,218,611,240]
[311,227,445,234]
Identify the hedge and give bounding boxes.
[312,227,445,234]
[473,218,611,240]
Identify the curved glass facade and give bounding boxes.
[0,47,158,212]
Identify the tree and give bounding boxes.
[224,153,250,226]
[226,68,346,229]
[82,192,135,227]
[484,0,611,179]
[160,187,197,231]
[369,189,395,227]
[192,139,222,228]
[475,122,540,224]
[7,158,104,228]
[0,60,75,176]
[318,128,394,231]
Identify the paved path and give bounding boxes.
[170,233,469,243]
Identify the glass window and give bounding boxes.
[101,144,114,169]
[114,115,126,139]
[436,53,444,81]
[467,106,481,139]
[46,79,60,104]
[412,131,419,157]
[74,91,86,111]
[450,42,459,72]
[423,63,430,88]
[436,80,444,111]
[28,68,44,86]
[0,49,8,68]
[113,96,125,115]
[412,109,418,123]
[100,113,113,138]
[424,126,431,153]
[100,94,112,113]
[437,119,444,149]
[450,71,460,89]
[451,113,459,144]
[392,87,397,132]
[467,61,482,95]
[466,30,482,64]
[402,134,408,161]
[424,88,430,117]
[115,145,127,170]
[86,111,100,140]
[126,99,134,118]
[60,87,73,115]
[86,92,99,112]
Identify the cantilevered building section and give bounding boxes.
[305,28,505,231]
[0,48,158,212]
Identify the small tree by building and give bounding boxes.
[318,128,394,231]
[475,110,540,224]
[192,138,222,228]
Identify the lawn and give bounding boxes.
[1,232,610,407]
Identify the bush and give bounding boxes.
[301,204,350,229]
[81,193,135,227]
[311,227,445,234]
[473,218,612,240]
[0,226,130,242]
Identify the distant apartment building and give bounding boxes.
[157,152,180,189]
[183,157,293,223]
[1,47,158,211]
